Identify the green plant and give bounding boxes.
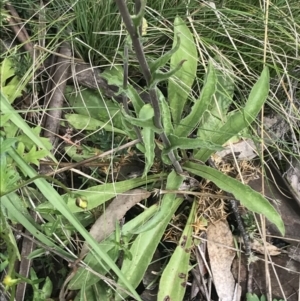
[2,0,297,299]
[60,1,285,300]
[29,268,53,301]
[111,1,284,231]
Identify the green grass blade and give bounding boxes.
[183,161,285,235]
[0,92,55,161]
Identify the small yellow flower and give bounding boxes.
[3,275,18,287]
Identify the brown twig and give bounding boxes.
[45,139,139,177]
[43,42,71,148]
[15,229,36,301]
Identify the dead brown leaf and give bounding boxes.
[207,220,240,301]
[80,188,151,258]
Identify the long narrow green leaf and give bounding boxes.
[7,148,143,301]
[149,35,181,74]
[157,88,173,136]
[168,16,198,125]
[69,204,159,290]
[116,198,183,300]
[158,201,196,301]
[132,170,185,234]
[175,60,217,137]
[141,127,155,177]
[66,174,162,213]
[183,161,285,235]
[0,92,55,161]
[194,66,269,161]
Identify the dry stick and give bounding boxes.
[45,139,139,177]
[40,161,110,168]
[230,199,253,293]
[15,228,36,301]
[5,3,34,56]
[115,0,183,174]
[43,42,71,148]
[156,189,236,200]
[4,7,38,300]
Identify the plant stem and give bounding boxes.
[115,0,183,174]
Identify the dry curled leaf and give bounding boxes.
[250,238,281,256]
